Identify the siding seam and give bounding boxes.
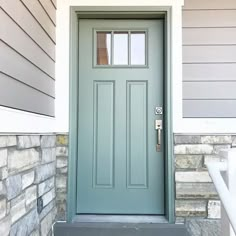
[183,27,236,29]
[1,40,55,80]
[1,8,55,62]
[37,0,56,27]
[183,44,236,46]
[183,99,236,101]
[183,62,236,64]
[19,0,56,44]
[50,0,57,10]
[183,9,236,11]
[184,80,236,82]
[0,71,55,99]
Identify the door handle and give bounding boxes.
[155,120,162,152]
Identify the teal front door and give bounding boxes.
[77,19,164,214]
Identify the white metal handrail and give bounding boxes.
[207,149,236,236]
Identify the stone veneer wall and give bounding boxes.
[54,133,233,236]
[174,135,236,236]
[0,134,69,236]
[55,135,68,221]
[3,134,232,235]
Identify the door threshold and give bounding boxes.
[72,215,168,224]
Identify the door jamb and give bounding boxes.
[68,7,174,223]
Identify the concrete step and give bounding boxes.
[54,222,189,236]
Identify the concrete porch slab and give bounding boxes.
[54,222,189,236]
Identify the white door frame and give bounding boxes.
[63,1,184,223]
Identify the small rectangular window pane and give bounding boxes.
[131,32,146,65]
[113,32,128,65]
[97,32,111,65]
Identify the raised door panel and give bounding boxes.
[127,81,148,188]
[93,82,115,188]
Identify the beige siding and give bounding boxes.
[183,28,236,45]
[21,0,56,42]
[1,0,56,116]
[183,82,236,99]
[183,100,236,118]
[183,0,236,10]
[50,0,57,9]
[39,0,56,25]
[183,45,236,63]
[183,64,236,82]
[183,0,236,118]
[183,10,236,28]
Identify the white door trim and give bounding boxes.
[55,0,184,133]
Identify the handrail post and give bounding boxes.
[220,149,236,236]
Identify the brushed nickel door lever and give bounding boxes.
[155,120,162,152]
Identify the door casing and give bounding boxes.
[68,7,174,223]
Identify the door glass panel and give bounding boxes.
[97,32,111,65]
[131,32,146,65]
[113,32,128,65]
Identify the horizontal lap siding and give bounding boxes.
[0,73,54,117]
[183,10,236,28]
[1,10,55,78]
[183,46,236,63]
[50,0,57,9]
[1,0,56,117]
[183,82,236,99]
[183,64,236,81]
[21,0,56,42]
[1,0,55,60]
[183,100,236,118]
[0,41,55,97]
[183,0,236,10]
[39,0,56,25]
[183,0,236,118]
[183,28,236,45]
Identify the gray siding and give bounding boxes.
[0,73,54,116]
[1,0,56,116]
[183,0,236,118]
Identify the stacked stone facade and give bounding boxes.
[55,135,68,221]
[0,135,59,236]
[1,133,234,235]
[174,135,236,236]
